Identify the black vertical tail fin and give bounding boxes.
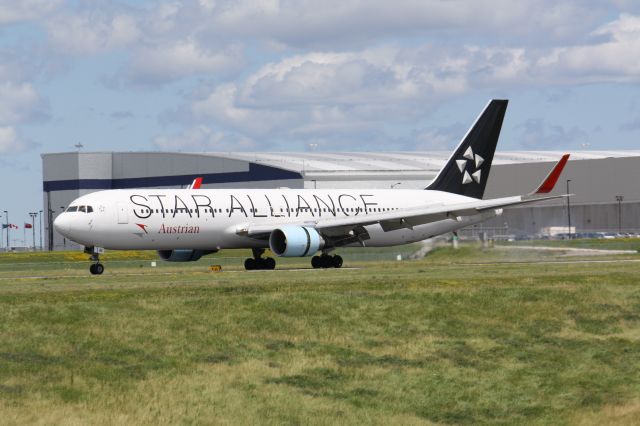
[426,99,508,199]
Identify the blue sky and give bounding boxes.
[1,0,640,242]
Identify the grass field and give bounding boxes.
[1,245,640,424]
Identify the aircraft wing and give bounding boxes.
[241,154,570,241]
[242,193,567,238]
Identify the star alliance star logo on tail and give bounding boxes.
[456,146,484,185]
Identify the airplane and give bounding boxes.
[53,99,570,275]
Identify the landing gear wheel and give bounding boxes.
[244,258,256,270]
[312,254,343,269]
[90,263,104,275]
[244,255,276,270]
[321,254,333,268]
[265,257,276,270]
[94,263,104,275]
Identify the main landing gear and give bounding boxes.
[85,246,105,275]
[311,253,343,269]
[244,248,276,270]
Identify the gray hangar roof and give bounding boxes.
[221,150,640,174]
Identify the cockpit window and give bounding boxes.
[87,206,93,213]
[79,206,86,213]
[66,206,78,212]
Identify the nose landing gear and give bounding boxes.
[89,262,104,275]
[244,248,276,270]
[85,246,105,275]
[311,253,343,269]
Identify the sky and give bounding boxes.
[1,0,640,243]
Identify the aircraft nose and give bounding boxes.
[53,213,70,235]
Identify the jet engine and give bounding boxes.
[157,249,216,262]
[269,225,324,257]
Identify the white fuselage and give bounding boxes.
[54,188,497,251]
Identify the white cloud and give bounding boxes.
[188,44,513,141]
[180,12,640,148]
[126,40,244,84]
[153,125,257,151]
[0,126,31,153]
[46,12,140,54]
[30,1,629,88]
[0,0,62,24]
[145,2,182,34]
[202,0,604,47]
[192,83,298,136]
[536,13,640,82]
[4,1,640,154]
[0,126,18,151]
[0,82,47,125]
[410,124,467,151]
[516,118,587,149]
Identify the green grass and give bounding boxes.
[0,247,639,424]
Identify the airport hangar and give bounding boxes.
[42,150,640,250]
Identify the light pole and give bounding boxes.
[47,209,54,251]
[39,210,43,251]
[616,195,624,234]
[3,210,8,249]
[566,180,572,239]
[0,213,3,251]
[29,212,37,251]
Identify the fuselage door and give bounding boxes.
[117,203,129,224]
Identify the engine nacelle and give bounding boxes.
[269,226,324,257]
[157,249,216,262]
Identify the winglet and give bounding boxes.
[188,177,203,189]
[532,154,570,194]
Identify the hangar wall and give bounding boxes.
[480,156,640,236]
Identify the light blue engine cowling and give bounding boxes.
[269,226,324,257]
[157,249,216,262]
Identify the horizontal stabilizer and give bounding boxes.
[187,177,203,189]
